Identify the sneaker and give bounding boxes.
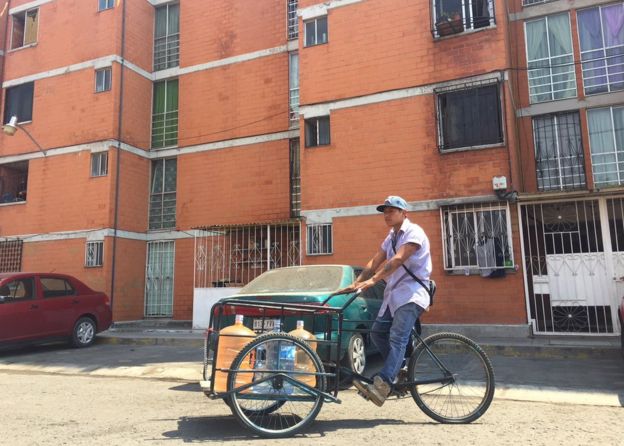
[352,379,371,401]
[366,376,391,407]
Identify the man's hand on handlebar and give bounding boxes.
[334,279,375,296]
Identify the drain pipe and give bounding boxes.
[110,0,128,316]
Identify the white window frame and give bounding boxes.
[98,0,114,11]
[307,223,333,255]
[90,152,108,177]
[588,105,624,188]
[11,8,38,50]
[304,16,328,47]
[525,13,577,104]
[95,67,112,93]
[577,3,624,96]
[85,241,104,267]
[441,202,514,272]
[289,52,299,123]
[431,0,495,38]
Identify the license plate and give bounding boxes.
[253,319,275,332]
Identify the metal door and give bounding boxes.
[520,199,620,334]
[145,241,175,317]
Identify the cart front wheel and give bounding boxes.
[227,332,326,438]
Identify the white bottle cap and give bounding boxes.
[296,320,304,329]
[235,314,244,324]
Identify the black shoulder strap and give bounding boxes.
[392,238,434,306]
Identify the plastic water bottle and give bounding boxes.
[214,315,256,393]
[288,320,317,388]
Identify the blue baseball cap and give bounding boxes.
[376,195,408,212]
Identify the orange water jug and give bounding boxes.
[214,314,256,393]
[288,320,317,388]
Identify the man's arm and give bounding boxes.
[335,248,387,294]
[354,242,419,292]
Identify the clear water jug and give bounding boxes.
[288,320,317,388]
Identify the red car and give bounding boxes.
[0,272,112,348]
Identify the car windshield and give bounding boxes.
[239,266,345,294]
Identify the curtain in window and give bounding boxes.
[526,19,551,102]
[318,117,330,145]
[547,13,575,100]
[4,83,34,124]
[167,4,180,36]
[152,80,178,148]
[603,4,624,90]
[24,10,38,45]
[588,108,618,186]
[578,8,608,94]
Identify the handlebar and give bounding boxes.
[321,288,362,310]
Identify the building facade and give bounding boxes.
[0,0,620,337]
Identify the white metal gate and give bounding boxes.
[193,221,301,288]
[520,198,622,334]
[145,240,175,317]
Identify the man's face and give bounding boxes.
[383,207,406,227]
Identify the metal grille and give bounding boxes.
[151,80,179,149]
[533,112,586,191]
[0,238,23,272]
[194,222,301,288]
[578,4,624,95]
[526,14,577,103]
[149,158,177,230]
[287,0,298,40]
[85,241,104,267]
[520,200,617,334]
[289,138,301,218]
[441,202,513,273]
[306,223,332,255]
[145,240,175,317]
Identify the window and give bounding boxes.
[90,152,108,177]
[577,3,624,95]
[533,112,585,191]
[288,0,298,40]
[289,138,301,217]
[289,52,299,123]
[40,277,75,298]
[436,82,503,151]
[149,158,177,230]
[525,13,576,103]
[98,0,114,11]
[588,106,624,188]
[85,241,104,267]
[304,16,327,47]
[154,3,180,71]
[442,203,513,273]
[307,223,332,255]
[0,161,28,203]
[11,8,38,49]
[432,0,495,38]
[4,82,34,124]
[522,0,548,5]
[305,116,330,147]
[0,278,34,301]
[151,79,179,149]
[95,68,112,93]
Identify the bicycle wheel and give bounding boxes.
[407,332,495,424]
[227,333,326,438]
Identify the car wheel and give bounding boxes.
[72,317,96,348]
[345,333,366,375]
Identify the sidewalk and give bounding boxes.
[100,320,622,360]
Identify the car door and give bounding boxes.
[38,276,78,336]
[0,277,42,342]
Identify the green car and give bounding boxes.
[211,265,385,375]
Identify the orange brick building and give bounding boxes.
[1,0,621,338]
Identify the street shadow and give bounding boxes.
[161,415,428,442]
[0,340,203,374]
[169,383,201,393]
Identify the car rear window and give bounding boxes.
[41,277,75,298]
[239,266,344,294]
